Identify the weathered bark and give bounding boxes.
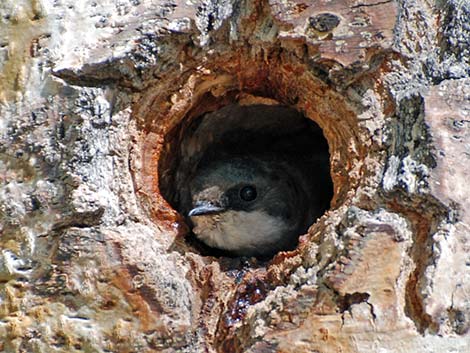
[0,0,469,352]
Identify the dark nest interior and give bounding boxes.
[159,103,333,258]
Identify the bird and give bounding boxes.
[186,156,324,257]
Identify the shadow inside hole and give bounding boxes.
[160,104,333,259]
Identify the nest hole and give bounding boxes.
[159,103,333,259]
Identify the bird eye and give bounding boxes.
[240,185,257,201]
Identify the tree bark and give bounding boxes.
[0,0,469,352]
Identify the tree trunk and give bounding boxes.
[0,0,469,352]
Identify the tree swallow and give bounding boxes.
[187,156,325,257]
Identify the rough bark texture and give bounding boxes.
[0,0,469,352]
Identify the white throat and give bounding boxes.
[191,210,288,255]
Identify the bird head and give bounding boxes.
[187,157,309,257]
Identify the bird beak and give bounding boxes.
[188,202,226,217]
